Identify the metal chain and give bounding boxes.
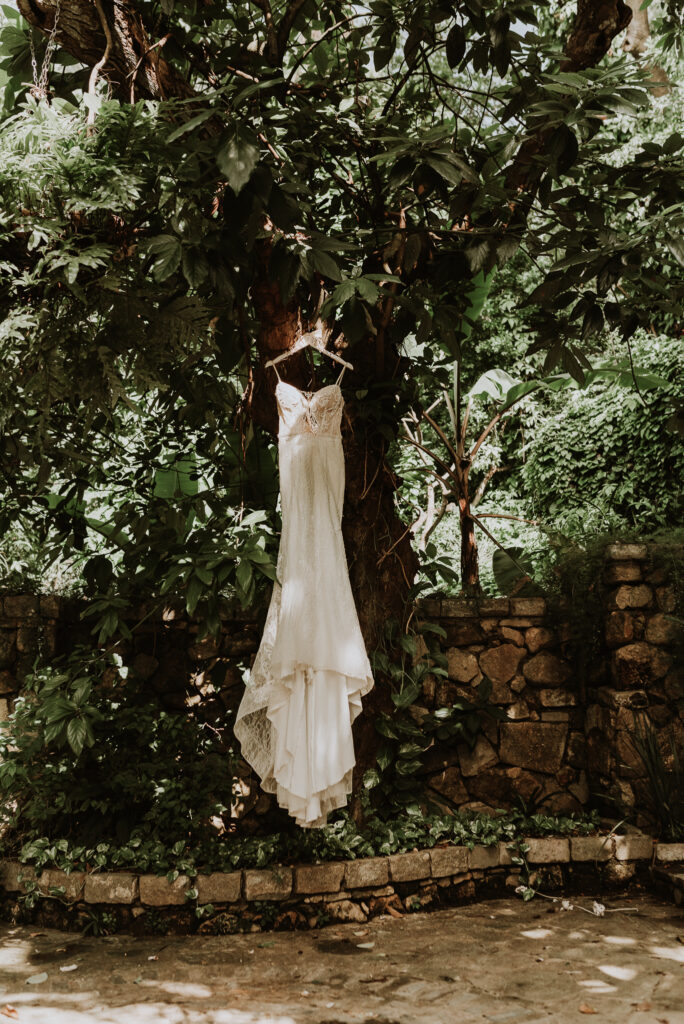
[28,0,62,101]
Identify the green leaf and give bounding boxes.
[66,717,87,757]
[147,235,182,282]
[309,249,342,282]
[166,108,215,143]
[217,126,260,194]
[446,24,466,68]
[186,575,203,615]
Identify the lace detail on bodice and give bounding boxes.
[276,381,344,439]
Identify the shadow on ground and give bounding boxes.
[1,895,683,1024]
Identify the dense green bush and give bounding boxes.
[521,332,683,532]
[0,648,236,851]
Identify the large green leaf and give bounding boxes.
[216,125,260,194]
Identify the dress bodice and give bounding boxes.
[276,381,344,439]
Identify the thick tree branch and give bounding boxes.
[276,0,309,61]
[17,0,194,100]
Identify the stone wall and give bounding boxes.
[3,832,681,934]
[0,541,681,828]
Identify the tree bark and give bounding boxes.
[17,0,194,100]
[621,0,670,96]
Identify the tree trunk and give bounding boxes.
[17,0,194,100]
[459,500,480,594]
[248,250,419,812]
[621,0,670,96]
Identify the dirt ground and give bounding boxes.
[1,894,683,1024]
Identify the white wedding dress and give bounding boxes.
[234,367,374,828]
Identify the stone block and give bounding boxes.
[188,637,221,659]
[605,543,648,561]
[16,627,39,655]
[468,845,499,869]
[139,874,192,906]
[444,621,483,645]
[614,835,654,861]
[441,598,479,618]
[541,711,570,721]
[84,872,139,904]
[39,594,63,618]
[604,562,642,584]
[2,595,38,618]
[507,699,531,720]
[429,765,469,803]
[611,643,668,688]
[499,842,515,866]
[656,843,684,863]
[524,838,570,863]
[567,731,587,768]
[388,850,431,882]
[655,587,676,613]
[429,846,469,878]
[525,627,554,653]
[458,733,498,777]
[501,627,525,647]
[0,698,9,723]
[596,688,648,709]
[243,866,292,900]
[605,611,634,647]
[478,598,510,615]
[539,689,577,707]
[570,836,613,861]
[294,861,345,894]
[499,722,568,773]
[645,613,679,645]
[0,631,15,670]
[446,648,479,682]
[479,644,525,684]
[0,861,36,891]
[510,598,547,617]
[0,671,17,694]
[344,857,389,889]
[197,871,242,904]
[522,652,571,686]
[612,585,653,610]
[38,868,86,900]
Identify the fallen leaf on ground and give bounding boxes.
[59,965,78,973]
[1,1008,18,1019]
[633,1002,652,1011]
[26,973,47,985]
[356,942,375,950]
[28,933,46,938]
[147,955,158,961]
[579,1004,598,1014]
[353,929,369,936]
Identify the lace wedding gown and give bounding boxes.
[234,368,374,828]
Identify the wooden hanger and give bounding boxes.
[264,321,354,372]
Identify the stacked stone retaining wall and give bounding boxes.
[2,834,681,934]
[0,541,681,827]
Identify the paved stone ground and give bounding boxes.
[1,895,683,1024]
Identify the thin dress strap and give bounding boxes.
[335,363,347,386]
[271,361,282,381]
